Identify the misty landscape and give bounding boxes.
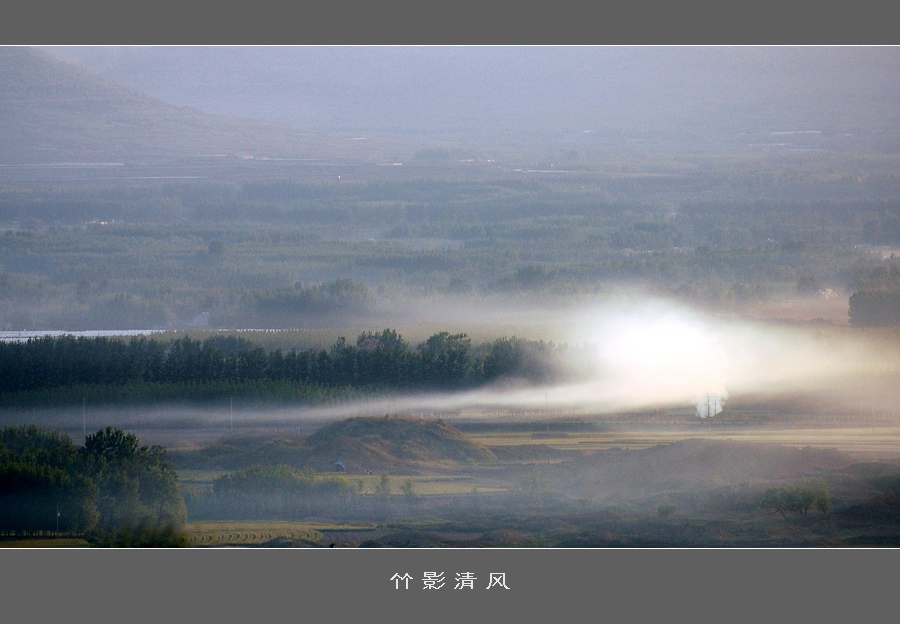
[1,45,900,548]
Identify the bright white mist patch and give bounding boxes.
[210,296,898,426]
[283,297,899,423]
[586,303,729,417]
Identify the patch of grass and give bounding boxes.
[469,426,900,456]
[348,474,507,496]
[184,520,379,547]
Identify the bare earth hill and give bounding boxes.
[170,416,497,473]
[303,416,497,472]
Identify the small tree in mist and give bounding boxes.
[657,495,677,519]
[375,474,392,499]
[514,470,550,494]
[761,479,832,519]
[400,478,418,503]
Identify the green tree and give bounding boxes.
[213,464,318,519]
[761,479,832,518]
[374,474,392,498]
[761,486,794,519]
[657,495,677,519]
[356,329,410,386]
[802,478,833,515]
[515,470,549,493]
[81,427,186,532]
[400,478,418,503]
[0,426,101,536]
[416,332,471,388]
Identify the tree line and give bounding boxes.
[188,464,361,521]
[0,331,563,406]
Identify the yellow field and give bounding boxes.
[178,470,509,496]
[469,426,900,457]
[347,473,507,495]
[185,521,351,547]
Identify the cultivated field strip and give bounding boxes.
[470,426,900,457]
[186,522,324,547]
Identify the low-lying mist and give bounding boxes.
[263,295,900,424]
[24,294,897,446]
[563,296,899,417]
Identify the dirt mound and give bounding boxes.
[169,433,311,470]
[172,416,496,474]
[304,416,497,473]
[546,438,854,503]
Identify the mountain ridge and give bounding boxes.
[38,46,900,152]
[0,47,412,165]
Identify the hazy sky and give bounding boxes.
[40,46,900,149]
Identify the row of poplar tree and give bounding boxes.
[0,330,564,399]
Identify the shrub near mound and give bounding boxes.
[200,464,357,520]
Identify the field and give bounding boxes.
[148,411,900,548]
[467,424,900,457]
[186,521,344,547]
[5,414,899,549]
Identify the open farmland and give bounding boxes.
[186,521,330,547]
[465,424,900,457]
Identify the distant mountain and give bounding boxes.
[38,46,900,153]
[0,47,411,165]
[7,46,900,167]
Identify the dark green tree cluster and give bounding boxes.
[190,464,356,520]
[0,331,562,405]
[760,478,833,519]
[657,495,678,519]
[0,425,185,541]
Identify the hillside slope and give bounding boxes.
[304,416,498,472]
[0,47,407,165]
[41,46,900,153]
[171,416,497,473]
